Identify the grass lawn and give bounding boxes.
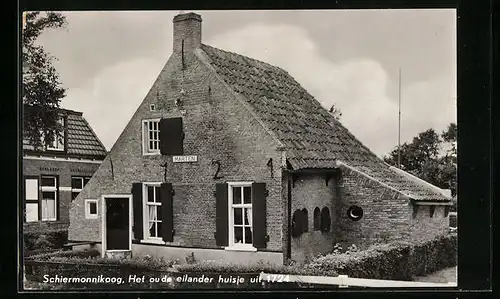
[412,266,457,283]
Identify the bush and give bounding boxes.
[173,259,331,276]
[27,249,178,271]
[304,233,457,281]
[26,249,101,261]
[23,229,68,250]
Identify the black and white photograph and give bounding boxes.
[21,9,458,290]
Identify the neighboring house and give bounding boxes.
[68,13,452,264]
[23,105,107,235]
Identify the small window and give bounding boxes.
[229,184,253,246]
[320,207,331,233]
[302,208,309,232]
[412,205,419,219]
[85,199,98,219]
[313,207,321,231]
[72,176,91,201]
[291,209,303,238]
[143,119,161,155]
[143,183,163,239]
[40,176,58,221]
[444,206,450,217]
[150,104,156,111]
[347,205,363,221]
[41,176,56,187]
[429,206,436,218]
[46,117,65,151]
[24,177,39,222]
[25,203,39,222]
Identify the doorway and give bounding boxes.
[102,195,132,256]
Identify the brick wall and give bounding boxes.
[335,165,412,250]
[68,47,284,252]
[409,204,449,241]
[23,158,100,234]
[290,174,336,263]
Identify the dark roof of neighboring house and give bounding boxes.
[23,107,107,158]
[200,44,449,202]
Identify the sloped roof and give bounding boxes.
[23,107,107,158]
[200,44,449,202]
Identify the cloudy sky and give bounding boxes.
[35,9,456,158]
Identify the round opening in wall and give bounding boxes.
[347,205,363,221]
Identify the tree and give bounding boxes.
[384,124,457,197]
[23,12,67,149]
[384,129,440,172]
[441,122,457,162]
[328,104,342,120]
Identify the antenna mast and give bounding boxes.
[398,67,402,169]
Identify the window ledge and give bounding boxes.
[143,152,161,156]
[140,239,166,245]
[224,245,257,252]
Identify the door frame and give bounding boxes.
[101,194,132,258]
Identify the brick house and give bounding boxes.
[68,13,452,264]
[23,105,107,236]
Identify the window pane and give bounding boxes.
[155,187,161,203]
[157,221,162,238]
[25,179,38,200]
[157,205,162,221]
[89,202,97,214]
[72,177,83,189]
[42,191,55,200]
[72,192,79,200]
[84,177,91,186]
[149,141,154,150]
[149,205,157,221]
[42,200,56,220]
[147,186,154,202]
[244,208,252,225]
[41,177,55,187]
[244,227,252,244]
[232,187,241,204]
[26,203,38,222]
[149,222,157,237]
[149,131,154,140]
[149,121,152,130]
[243,187,251,204]
[234,227,243,244]
[234,208,243,225]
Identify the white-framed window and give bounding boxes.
[71,176,91,200]
[142,119,161,155]
[227,182,255,251]
[25,177,39,222]
[40,176,58,221]
[85,199,98,219]
[143,183,162,240]
[46,117,65,151]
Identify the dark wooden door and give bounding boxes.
[106,198,129,250]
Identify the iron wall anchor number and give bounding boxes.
[212,160,223,179]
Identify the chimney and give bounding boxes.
[173,12,202,54]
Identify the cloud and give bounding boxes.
[61,58,165,150]
[207,23,456,157]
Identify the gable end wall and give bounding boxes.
[68,49,283,252]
